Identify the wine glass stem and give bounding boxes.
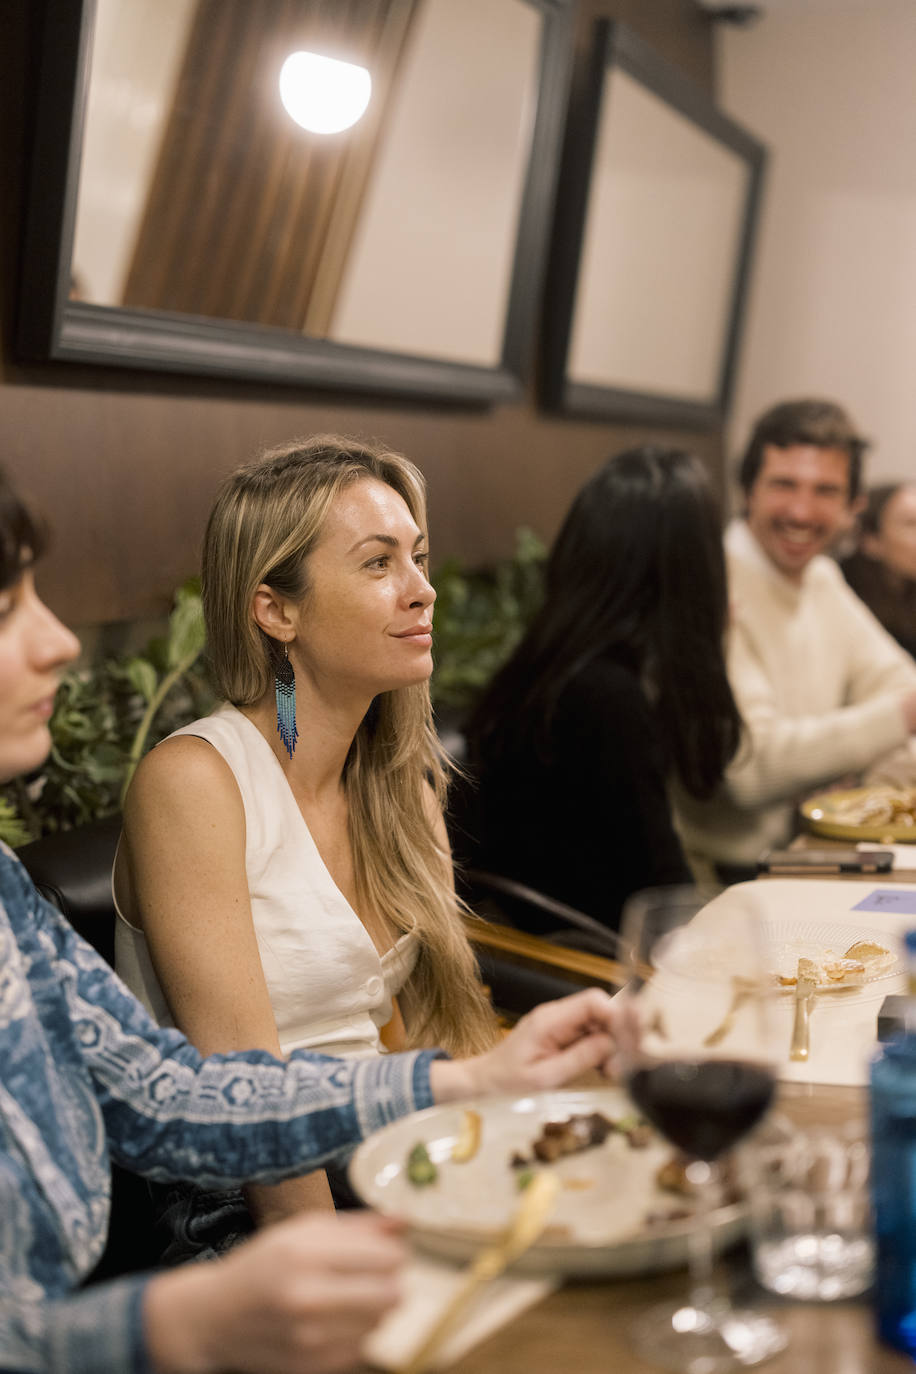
[686,1164,721,1314]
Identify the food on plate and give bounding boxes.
[406,1141,437,1187]
[383,1096,745,1259]
[508,1112,651,1194]
[646,1151,741,1226]
[774,938,893,988]
[655,1152,740,1204]
[812,955,865,987]
[844,939,898,976]
[450,1109,482,1163]
[644,1203,694,1226]
[406,1110,482,1186]
[826,786,916,829]
[510,1111,651,1170]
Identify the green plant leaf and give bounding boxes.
[166,583,206,669]
[0,795,32,848]
[125,657,159,704]
[430,527,545,718]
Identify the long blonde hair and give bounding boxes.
[203,435,498,1056]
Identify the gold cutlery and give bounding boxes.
[789,958,818,1061]
[704,975,756,1047]
[397,1169,560,1374]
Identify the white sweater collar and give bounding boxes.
[724,518,813,602]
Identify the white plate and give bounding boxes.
[348,1087,746,1277]
[653,919,900,995]
[763,919,902,996]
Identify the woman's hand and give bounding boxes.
[145,1211,405,1374]
[430,988,620,1102]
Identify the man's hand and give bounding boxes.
[431,988,620,1102]
[145,1211,405,1374]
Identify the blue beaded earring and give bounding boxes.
[274,644,298,759]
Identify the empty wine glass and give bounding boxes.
[619,886,786,1373]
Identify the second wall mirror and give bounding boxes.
[542,20,766,428]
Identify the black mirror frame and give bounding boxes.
[16,0,575,406]
[541,19,766,429]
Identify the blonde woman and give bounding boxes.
[114,436,498,1251]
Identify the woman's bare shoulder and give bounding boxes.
[125,733,241,824]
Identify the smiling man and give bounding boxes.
[676,398,916,880]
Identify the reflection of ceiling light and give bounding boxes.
[279,51,371,134]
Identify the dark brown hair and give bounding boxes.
[859,482,908,538]
[738,399,868,502]
[0,471,46,588]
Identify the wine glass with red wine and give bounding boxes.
[619,886,785,1373]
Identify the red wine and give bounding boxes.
[627,1059,774,1159]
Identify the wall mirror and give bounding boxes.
[18,0,574,404]
[542,20,766,427]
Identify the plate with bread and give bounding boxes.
[802,786,916,842]
[764,920,901,1000]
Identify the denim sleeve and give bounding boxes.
[0,855,445,1374]
[0,1276,151,1374]
[41,879,441,1184]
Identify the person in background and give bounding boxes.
[676,400,916,883]
[451,446,742,935]
[0,459,622,1373]
[114,436,499,1248]
[841,481,916,661]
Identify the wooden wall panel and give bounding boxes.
[2,0,722,629]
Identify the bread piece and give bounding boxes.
[820,957,866,987]
[777,953,869,989]
[843,939,896,976]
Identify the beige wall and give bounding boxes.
[332,0,539,364]
[73,0,195,304]
[719,0,916,488]
[1,0,719,630]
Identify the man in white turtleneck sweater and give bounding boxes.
[676,399,916,879]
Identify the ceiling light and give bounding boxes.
[279,51,371,135]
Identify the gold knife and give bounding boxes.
[396,1169,560,1374]
[789,957,819,1061]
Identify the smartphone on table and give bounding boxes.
[757,848,893,875]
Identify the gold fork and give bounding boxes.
[396,1169,560,1374]
[703,976,757,1047]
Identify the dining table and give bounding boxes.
[381,1080,908,1374]
[365,857,916,1374]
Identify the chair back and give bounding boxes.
[463,867,624,960]
[18,813,122,964]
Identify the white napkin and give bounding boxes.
[363,1250,557,1371]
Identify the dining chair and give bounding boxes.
[462,866,624,957]
[460,868,627,1017]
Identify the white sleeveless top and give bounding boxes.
[114,703,419,1059]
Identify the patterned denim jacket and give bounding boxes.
[0,847,436,1372]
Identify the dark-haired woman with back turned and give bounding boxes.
[451,446,742,935]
